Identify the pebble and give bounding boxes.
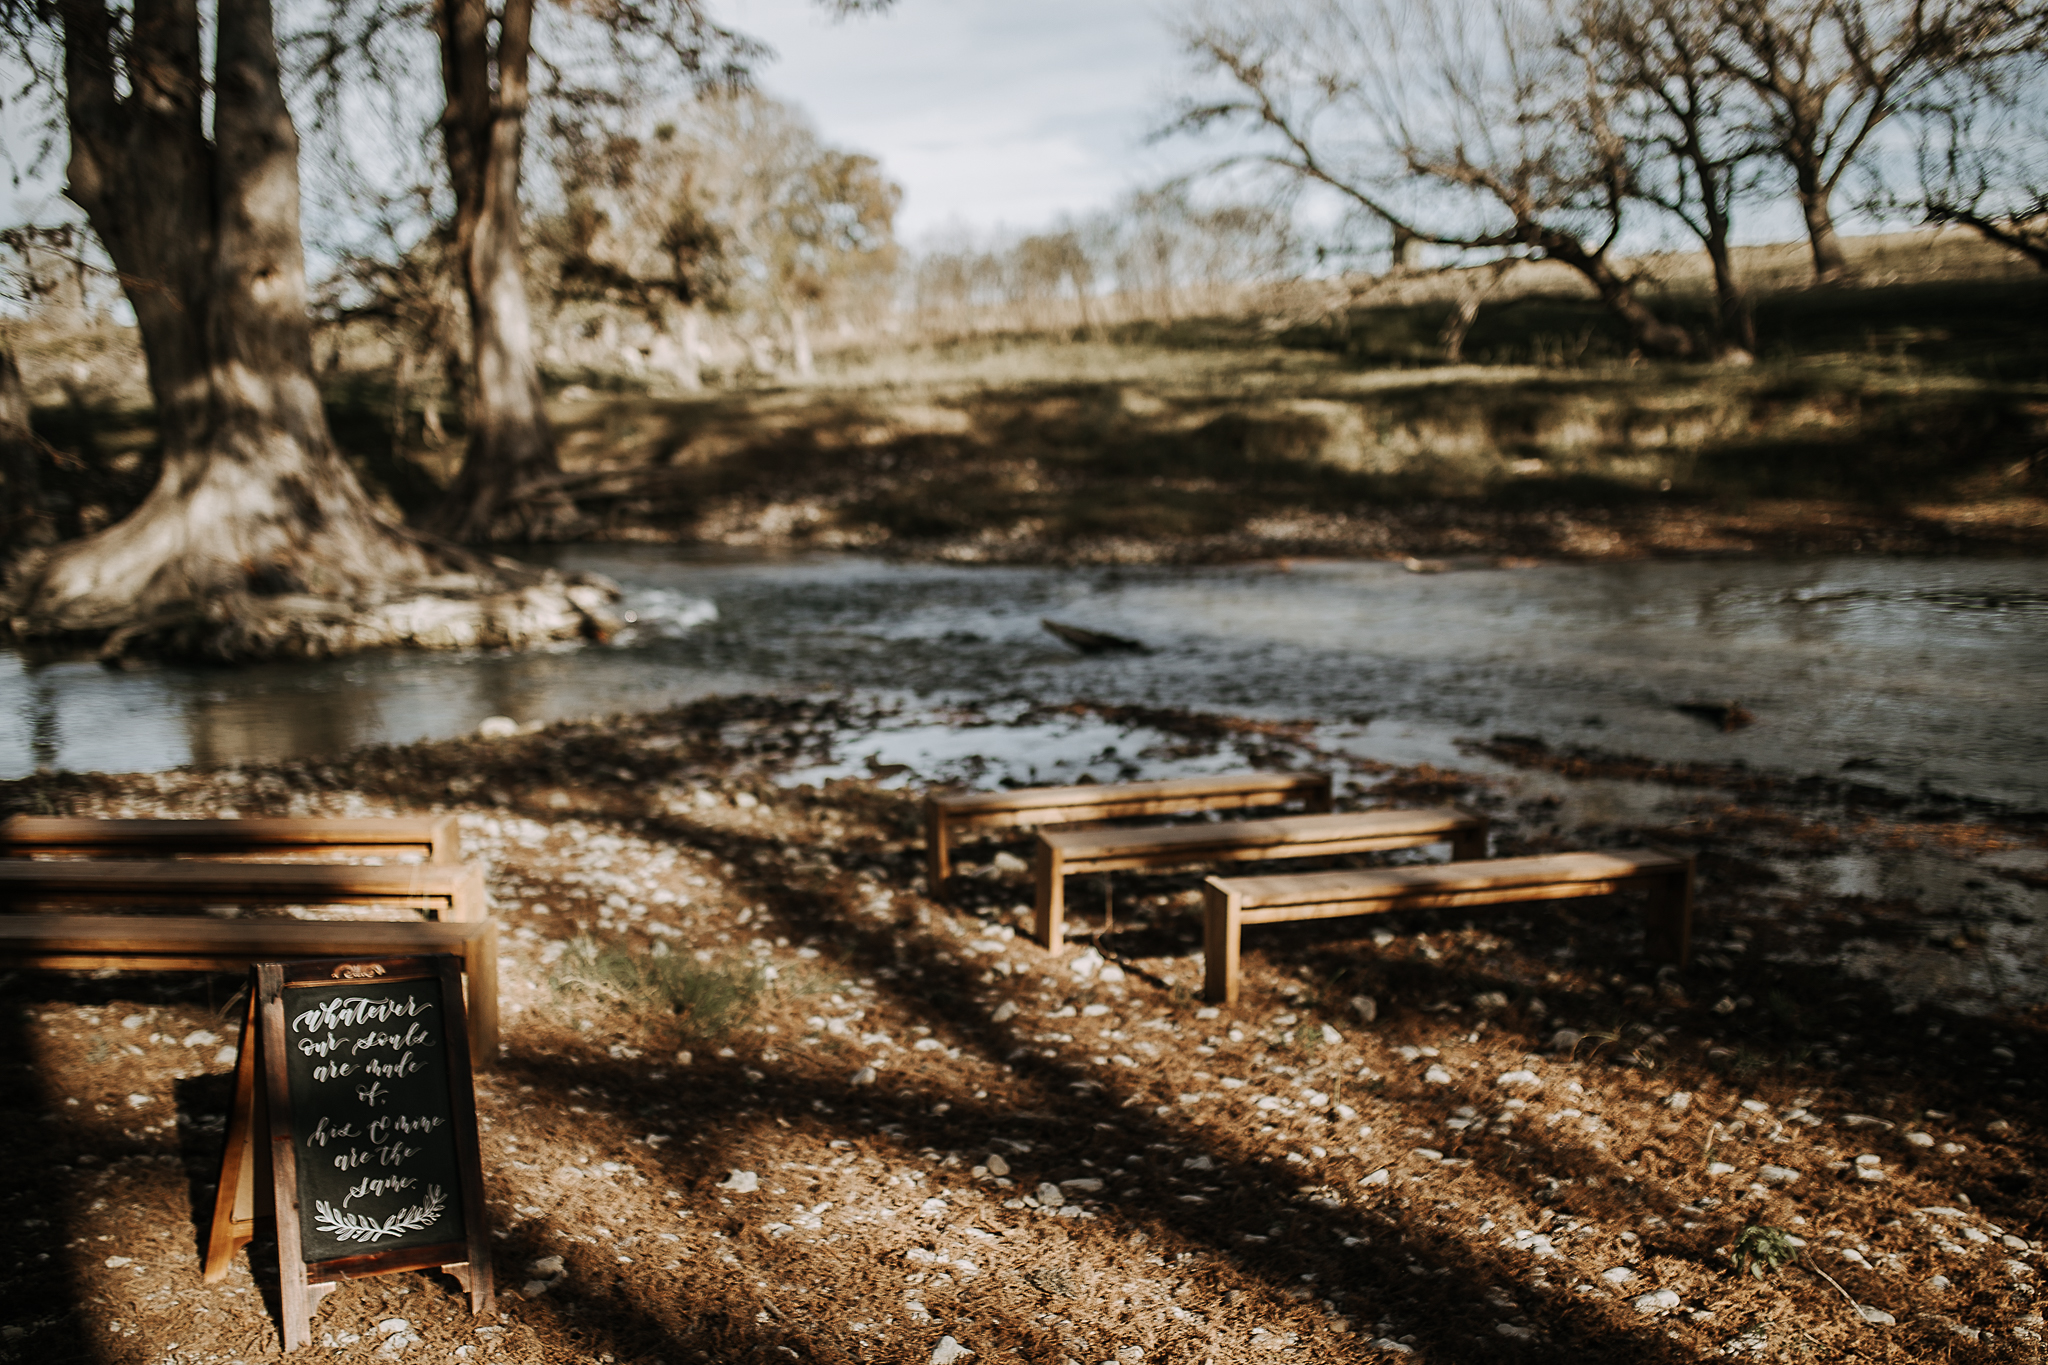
[1759,1165,1802,1184]
[477,716,520,739]
[1632,1290,1680,1315]
[1496,1070,1541,1089]
[377,1319,412,1338]
[1853,1305,1896,1326]
[1471,992,1508,1013]
[1664,1092,1692,1111]
[1361,1168,1391,1187]
[1986,1120,2012,1137]
[1494,1323,1534,1339]
[851,1067,877,1087]
[1424,1065,1454,1085]
[1905,1131,1935,1147]
[528,1256,564,1276]
[1350,996,1378,1024]
[1549,1029,1583,1050]
[991,852,1029,874]
[1320,1023,1342,1045]
[1926,1275,1952,1290]
[985,1154,1010,1177]
[104,1256,133,1268]
[990,1002,1018,1023]
[1036,1183,1066,1208]
[1601,1267,1634,1283]
[1708,1162,1737,1176]
[1069,949,1105,980]
[718,1170,759,1193]
[213,1045,239,1065]
[930,1337,974,1364]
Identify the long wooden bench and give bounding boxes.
[0,915,500,1061]
[0,860,487,922]
[1034,807,1487,950]
[1202,849,1693,1004]
[0,815,460,862]
[925,772,1332,895]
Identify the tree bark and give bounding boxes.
[5,0,614,662]
[1795,160,1853,285]
[429,0,579,542]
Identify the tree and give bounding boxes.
[1707,0,2040,283]
[1172,0,1699,358]
[0,0,614,661]
[1891,56,2048,268]
[1579,0,1762,356]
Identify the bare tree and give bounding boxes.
[1171,0,1698,358]
[1579,0,1762,356]
[1891,58,2048,268]
[0,0,612,660]
[1708,0,2040,283]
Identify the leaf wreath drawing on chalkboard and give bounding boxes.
[312,1186,447,1242]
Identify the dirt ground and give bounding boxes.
[1,695,2044,1364]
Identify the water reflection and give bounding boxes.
[1,550,2043,808]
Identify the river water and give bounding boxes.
[6,548,2044,806]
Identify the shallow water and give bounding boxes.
[4,549,2046,809]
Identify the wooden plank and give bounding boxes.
[203,990,263,1283]
[0,859,476,912]
[257,963,315,1352]
[0,815,459,862]
[1032,807,1487,950]
[932,772,1329,817]
[1219,851,1687,908]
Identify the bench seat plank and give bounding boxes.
[0,860,486,921]
[0,915,500,1062]
[1204,849,1692,1003]
[0,815,458,862]
[1034,807,1486,949]
[925,772,1331,892]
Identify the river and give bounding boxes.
[4,548,2046,809]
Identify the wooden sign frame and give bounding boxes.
[206,955,493,1350]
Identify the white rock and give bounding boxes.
[985,1154,1010,1177]
[528,1255,564,1276]
[1854,1305,1896,1326]
[377,1319,412,1338]
[1632,1289,1680,1315]
[1759,1165,1802,1184]
[1424,1065,1454,1084]
[851,1067,877,1087]
[1069,949,1104,980]
[104,1256,133,1268]
[931,1337,975,1364]
[1060,1178,1104,1194]
[182,1030,220,1048]
[1497,1070,1541,1089]
[1905,1131,1935,1147]
[991,852,1029,874]
[1601,1267,1634,1283]
[519,1280,551,1298]
[1349,995,1378,1024]
[477,715,520,739]
[1495,1322,1534,1339]
[1098,964,1126,983]
[1472,992,1509,1013]
[1549,1029,1583,1050]
[990,1001,1018,1023]
[1320,1023,1342,1045]
[914,1038,945,1052]
[1926,1275,1952,1290]
[121,1015,144,1029]
[718,1170,759,1193]
[1664,1092,1692,1111]
[1035,1183,1066,1208]
[1361,1168,1390,1187]
[214,1045,239,1065]
[1708,1161,1737,1177]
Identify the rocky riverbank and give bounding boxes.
[1,695,2043,1363]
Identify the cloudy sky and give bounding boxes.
[723,0,1209,241]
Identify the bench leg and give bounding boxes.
[924,802,950,902]
[1450,825,1488,861]
[1203,880,1244,1005]
[465,923,501,1067]
[1033,841,1066,953]
[1642,861,1694,968]
[1308,773,1334,814]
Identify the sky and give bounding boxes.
[708,0,1208,242]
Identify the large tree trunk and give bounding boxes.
[429,0,579,542]
[4,0,615,663]
[1794,159,1853,285]
[1540,237,1697,360]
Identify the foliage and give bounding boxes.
[549,935,765,1038]
[1732,1224,1799,1278]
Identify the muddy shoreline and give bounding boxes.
[2,694,2043,1363]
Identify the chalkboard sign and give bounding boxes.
[207,956,493,1350]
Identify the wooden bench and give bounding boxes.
[0,815,460,862]
[1202,849,1694,1004]
[1034,807,1487,950]
[0,915,500,1062]
[925,772,1332,895]
[0,859,487,922]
